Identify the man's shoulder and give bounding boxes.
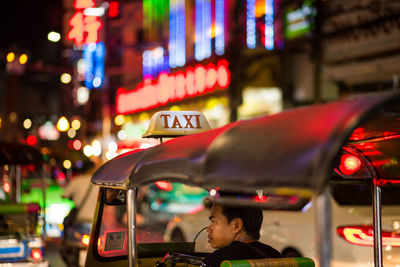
[252,241,283,258]
[202,242,282,267]
[202,245,236,267]
[202,242,255,267]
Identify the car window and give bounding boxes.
[331,183,400,205]
[97,182,208,258]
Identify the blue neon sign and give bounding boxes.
[83,42,105,89]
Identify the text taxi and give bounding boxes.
[142,111,211,138]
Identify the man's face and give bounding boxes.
[206,204,236,249]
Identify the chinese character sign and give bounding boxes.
[67,0,103,45]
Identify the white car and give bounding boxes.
[164,184,400,267]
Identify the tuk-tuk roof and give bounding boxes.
[92,92,400,195]
[0,142,43,165]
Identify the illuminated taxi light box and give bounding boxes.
[116,60,230,114]
[142,111,211,138]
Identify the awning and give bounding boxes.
[92,123,237,189]
[92,91,400,195]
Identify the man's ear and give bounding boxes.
[232,218,243,233]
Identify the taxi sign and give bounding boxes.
[142,111,211,138]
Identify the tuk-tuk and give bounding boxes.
[0,142,49,266]
[85,92,400,267]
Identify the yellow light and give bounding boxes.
[81,234,90,246]
[77,86,89,104]
[83,145,93,157]
[206,97,220,109]
[71,119,81,130]
[47,31,61,42]
[60,73,72,84]
[63,160,72,169]
[255,0,265,17]
[67,128,76,138]
[0,117,2,128]
[106,151,118,160]
[169,105,181,111]
[19,54,28,65]
[91,140,101,156]
[9,112,17,123]
[108,141,118,152]
[57,116,70,132]
[114,115,125,126]
[6,52,15,63]
[23,119,32,129]
[138,112,150,122]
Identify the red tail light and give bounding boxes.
[82,234,90,246]
[3,182,10,193]
[31,248,42,260]
[155,181,173,191]
[337,226,400,247]
[339,154,361,175]
[253,195,267,203]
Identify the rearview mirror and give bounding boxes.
[105,188,126,205]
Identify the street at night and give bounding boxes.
[1,1,400,267]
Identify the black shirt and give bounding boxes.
[201,241,282,267]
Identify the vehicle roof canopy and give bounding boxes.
[92,92,400,196]
[0,142,43,165]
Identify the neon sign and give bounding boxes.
[195,0,226,60]
[247,0,256,49]
[143,47,169,79]
[116,60,231,114]
[284,0,315,40]
[195,0,212,61]
[215,0,226,55]
[169,0,186,68]
[265,0,274,50]
[108,1,120,18]
[67,0,103,45]
[83,42,105,89]
[247,0,275,50]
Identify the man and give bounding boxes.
[202,203,282,267]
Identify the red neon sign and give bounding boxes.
[67,0,103,45]
[74,0,95,9]
[108,1,120,18]
[116,60,231,114]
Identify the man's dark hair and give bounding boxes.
[221,205,263,240]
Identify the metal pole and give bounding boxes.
[16,165,21,203]
[41,164,47,237]
[127,188,138,267]
[10,165,16,203]
[372,182,383,267]
[316,187,331,267]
